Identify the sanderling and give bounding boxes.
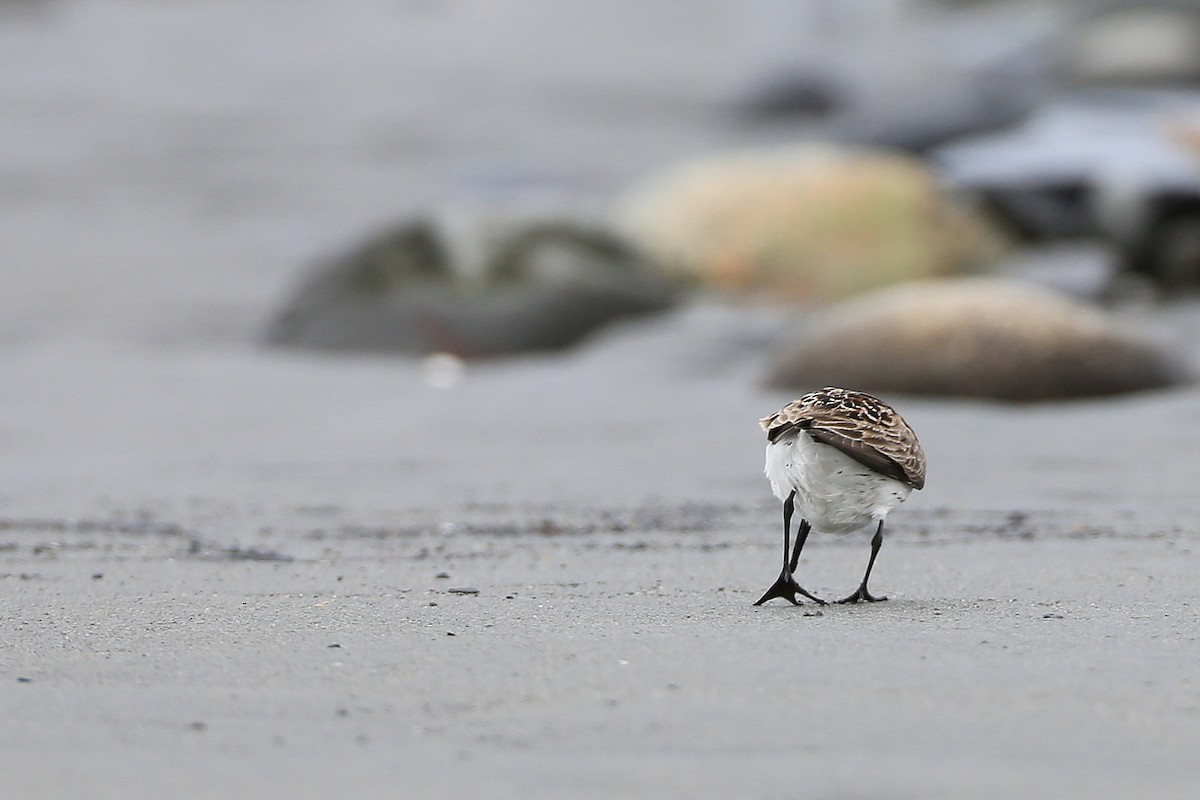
[754,387,925,606]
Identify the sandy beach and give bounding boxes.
[3,2,1200,798]
[3,504,1198,799]
[4,308,1199,799]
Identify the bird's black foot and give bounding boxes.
[837,586,887,604]
[754,567,826,606]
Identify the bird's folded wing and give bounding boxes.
[806,427,914,487]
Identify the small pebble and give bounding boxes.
[327,643,342,649]
[16,677,32,684]
[435,572,451,579]
[447,587,479,595]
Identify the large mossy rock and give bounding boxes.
[618,145,1005,301]
[265,218,679,357]
[764,278,1185,401]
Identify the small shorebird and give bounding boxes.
[755,387,925,606]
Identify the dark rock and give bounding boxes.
[265,218,678,357]
[1102,180,1200,291]
[936,88,1200,287]
[734,71,843,121]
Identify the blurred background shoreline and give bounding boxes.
[4,1,1200,518]
[0,0,1095,344]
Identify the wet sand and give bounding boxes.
[3,511,1197,799]
[3,306,1200,799]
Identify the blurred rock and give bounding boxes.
[934,97,1162,241]
[1064,5,1200,88]
[265,218,678,357]
[1104,192,1200,292]
[764,278,1184,401]
[734,71,843,121]
[1097,118,1200,291]
[936,87,1200,289]
[618,145,1006,301]
[725,0,1051,153]
[925,3,1200,291]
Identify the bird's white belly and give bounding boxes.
[765,431,912,533]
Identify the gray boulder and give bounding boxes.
[265,218,678,357]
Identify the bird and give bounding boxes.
[754,387,926,606]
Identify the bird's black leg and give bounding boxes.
[838,521,888,604]
[789,518,811,575]
[755,492,825,606]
